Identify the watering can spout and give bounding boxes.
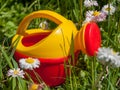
[74,28,86,54]
[74,22,101,56]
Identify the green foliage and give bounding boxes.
[0,0,120,90]
[0,0,30,45]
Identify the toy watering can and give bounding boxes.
[12,10,101,87]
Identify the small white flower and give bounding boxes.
[86,10,106,21]
[101,4,116,15]
[39,20,48,30]
[19,57,40,70]
[84,0,98,7]
[7,68,25,78]
[97,47,120,67]
[82,10,107,25]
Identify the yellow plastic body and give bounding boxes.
[12,10,87,58]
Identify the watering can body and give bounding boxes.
[12,10,101,87]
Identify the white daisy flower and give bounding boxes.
[101,4,116,15]
[19,57,40,70]
[82,10,106,25]
[7,68,25,78]
[39,20,48,30]
[86,10,106,22]
[97,47,120,67]
[84,0,98,7]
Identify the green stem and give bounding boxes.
[79,0,83,27]
[92,57,96,90]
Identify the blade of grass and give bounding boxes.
[0,57,3,80]
[12,78,16,90]
[17,77,27,90]
[1,47,13,69]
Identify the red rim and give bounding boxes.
[14,51,80,64]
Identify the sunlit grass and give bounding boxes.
[0,0,120,90]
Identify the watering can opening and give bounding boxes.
[22,31,52,47]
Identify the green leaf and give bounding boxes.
[12,78,16,90]
[11,58,18,69]
[17,77,27,90]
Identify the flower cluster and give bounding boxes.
[7,57,42,89]
[7,57,40,78]
[83,10,106,24]
[83,0,116,24]
[97,47,120,67]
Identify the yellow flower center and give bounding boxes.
[93,11,100,16]
[30,84,38,90]
[25,58,35,64]
[14,70,19,75]
[105,7,111,11]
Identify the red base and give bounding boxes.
[14,51,80,87]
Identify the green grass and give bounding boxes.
[0,0,120,90]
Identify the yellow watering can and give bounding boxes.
[12,10,101,87]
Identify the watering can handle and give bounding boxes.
[17,10,68,35]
